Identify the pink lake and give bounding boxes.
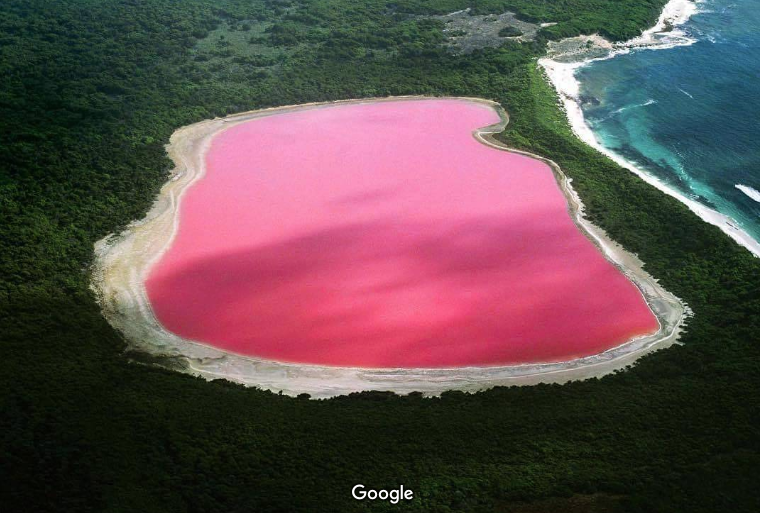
[145,99,658,368]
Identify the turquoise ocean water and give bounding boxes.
[576,0,760,245]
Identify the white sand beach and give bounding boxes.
[539,0,760,258]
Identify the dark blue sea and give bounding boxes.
[576,0,760,246]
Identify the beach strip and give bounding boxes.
[539,0,760,257]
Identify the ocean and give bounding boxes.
[560,0,760,254]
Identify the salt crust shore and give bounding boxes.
[92,97,687,398]
[539,0,760,258]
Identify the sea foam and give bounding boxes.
[736,184,760,204]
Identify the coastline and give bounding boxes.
[91,96,687,398]
[538,0,760,258]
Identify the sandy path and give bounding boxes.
[92,96,688,398]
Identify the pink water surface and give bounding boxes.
[145,99,658,368]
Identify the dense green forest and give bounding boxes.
[2,0,759,512]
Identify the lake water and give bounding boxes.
[145,99,657,368]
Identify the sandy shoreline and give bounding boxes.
[92,96,687,398]
[539,0,760,258]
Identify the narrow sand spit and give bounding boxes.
[92,96,688,398]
